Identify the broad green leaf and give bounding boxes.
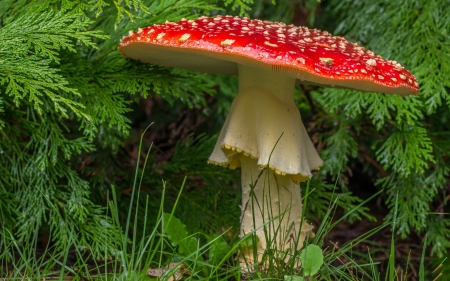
[163,213,202,260]
[163,213,188,246]
[179,236,199,257]
[300,244,324,276]
[208,238,231,264]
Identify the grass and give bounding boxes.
[0,129,444,281]
[0,183,443,280]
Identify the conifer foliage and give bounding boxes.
[0,0,449,266]
[0,0,222,257]
[316,0,450,256]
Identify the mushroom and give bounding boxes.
[118,15,419,267]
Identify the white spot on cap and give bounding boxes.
[179,33,190,43]
[242,27,250,31]
[366,59,377,67]
[128,30,134,36]
[296,58,305,64]
[137,28,143,34]
[378,75,384,80]
[320,57,334,66]
[156,32,165,41]
[264,41,278,47]
[361,69,367,74]
[392,61,403,69]
[391,77,397,82]
[220,39,235,47]
[399,74,406,80]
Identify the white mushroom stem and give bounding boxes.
[208,64,322,266]
[239,155,312,267]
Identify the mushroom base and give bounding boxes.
[239,155,313,269]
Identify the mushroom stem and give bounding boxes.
[208,65,322,266]
[239,155,312,268]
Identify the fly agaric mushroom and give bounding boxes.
[119,15,419,267]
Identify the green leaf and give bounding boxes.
[163,213,202,258]
[300,244,324,276]
[163,213,189,246]
[239,233,259,249]
[179,237,199,257]
[208,236,231,264]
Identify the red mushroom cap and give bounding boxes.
[119,15,419,95]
